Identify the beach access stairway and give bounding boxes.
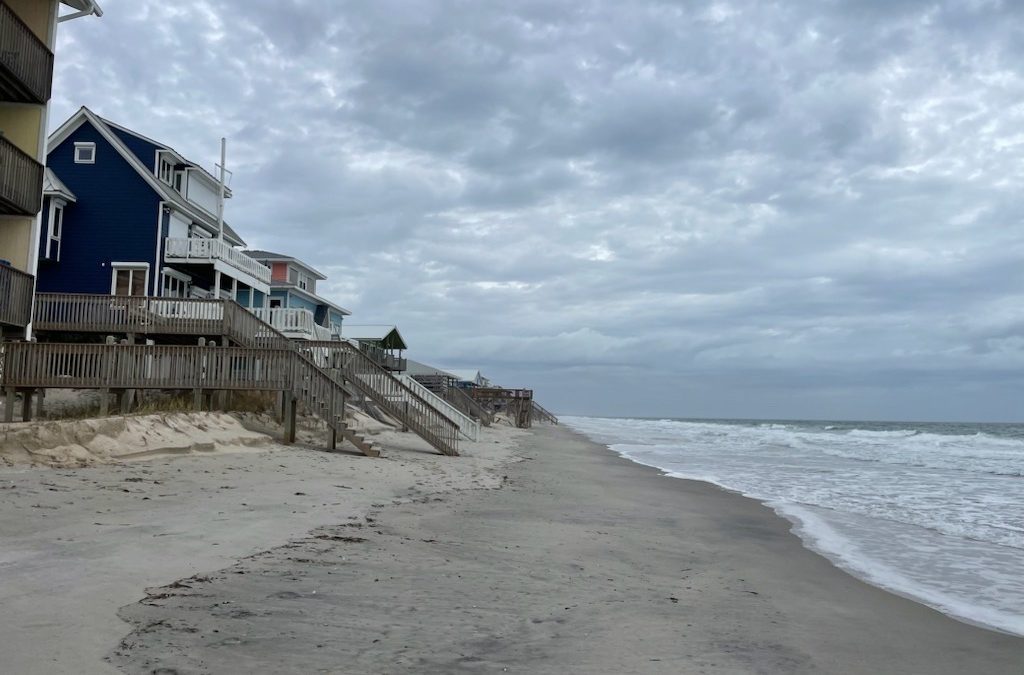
[443,386,493,426]
[398,374,480,441]
[19,294,460,456]
[531,401,559,425]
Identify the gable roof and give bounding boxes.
[43,168,77,202]
[404,359,456,379]
[47,107,245,246]
[243,249,327,280]
[341,324,407,350]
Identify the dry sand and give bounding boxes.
[0,415,525,674]
[2,421,1022,674]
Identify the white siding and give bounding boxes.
[168,211,190,239]
[185,171,219,216]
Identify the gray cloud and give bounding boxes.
[49,0,1024,421]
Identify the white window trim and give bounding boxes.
[45,199,67,260]
[74,142,96,164]
[158,157,175,185]
[110,262,150,296]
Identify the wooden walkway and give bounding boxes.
[9,294,461,457]
[470,387,534,428]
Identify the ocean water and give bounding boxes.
[562,416,1024,636]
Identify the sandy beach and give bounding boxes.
[2,421,1022,673]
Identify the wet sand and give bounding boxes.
[107,425,1024,674]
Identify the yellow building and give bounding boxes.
[0,0,101,337]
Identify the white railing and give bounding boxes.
[313,323,335,341]
[250,307,313,337]
[248,307,338,342]
[399,374,480,441]
[164,237,272,285]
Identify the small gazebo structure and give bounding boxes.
[341,325,407,372]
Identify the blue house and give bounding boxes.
[239,250,350,341]
[37,107,270,303]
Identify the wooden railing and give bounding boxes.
[531,401,559,425]
[0,1,54,104]
[0,263,33,329]
[34,294,226,336]
[2,341,293,390]
[164,237,272,285]
[28,293,460,456]
[295,340,459,456]
[0,134,44,216]
[444,386,493,426]
[399,373,480,441]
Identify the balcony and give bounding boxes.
[0,262,33,330]
[358,343,406,372]
[0,1,54,104]
[249,307,335,341]
[0,133,43,215]
[164,237,271,290]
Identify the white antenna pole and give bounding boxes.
[216,137,226,242]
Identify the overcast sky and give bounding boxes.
[51,1,1024,421]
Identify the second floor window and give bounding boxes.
[74,142,95,164]
[159,158,175,185]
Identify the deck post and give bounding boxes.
[35,389,45,419]
[99,389,109,417]
[20,389,32,422]
[118,389,130,415]
[193,388,203,411]
[402,400,409,432]
[283,392,297,444]
[4,388,15,423]
[276,391,285,423]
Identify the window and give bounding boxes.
[174,172,183,191]
[269,298,283,309]
[74,142,95,164]
[298,273,308,290]
[45,202,64,260]
[111,264,149,297]
[159,157,175,184]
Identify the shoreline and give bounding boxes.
[109,423,1023,674]
[598,442,1024,638]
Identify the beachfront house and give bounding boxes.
[239,250,350,341]
[340,325,408,372]
[0,1,102,338]
[35,107,271,303]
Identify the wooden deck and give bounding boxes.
[0,264,33,331]
[14,293,461,457]
[469,387,534,428]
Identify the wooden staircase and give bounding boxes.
[26,294,461,457]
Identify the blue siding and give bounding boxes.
[286,293,317,313]
[37,122,162,295]
[234,289,265,307]
[109,126,162,173]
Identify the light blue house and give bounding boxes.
[240,250,350,341]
